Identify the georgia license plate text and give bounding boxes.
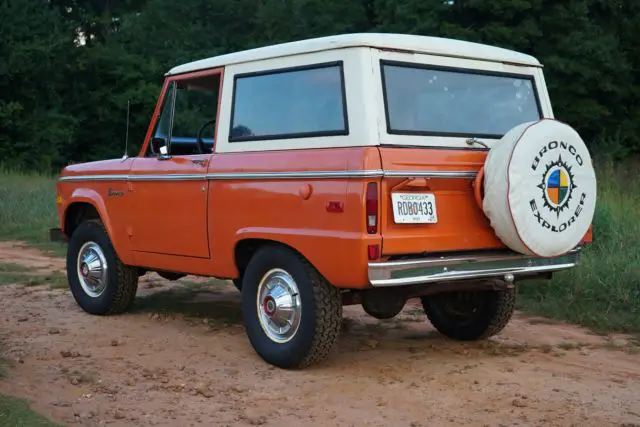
[391,193,438,224]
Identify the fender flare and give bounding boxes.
[63,188,132,264]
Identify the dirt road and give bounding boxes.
[0,242,639,427]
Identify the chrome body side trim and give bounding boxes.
[59,174,130,182]
[368,249,581,287]
[59,173,207,182]
[129,174,207,181]
[207,170,383,180]
[383,170,477,179]
[59,169,477,182]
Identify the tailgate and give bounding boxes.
[379,146,505,256]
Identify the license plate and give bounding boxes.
[391,193,438,224]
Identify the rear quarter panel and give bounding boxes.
[207,147,378,288]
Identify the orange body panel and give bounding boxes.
[128,155,211,259]
[205,148,378,287]
[377,147,504,255]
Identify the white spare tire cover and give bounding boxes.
[483,119,597,257]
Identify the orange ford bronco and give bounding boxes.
[51,33,597,369]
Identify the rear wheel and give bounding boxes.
[66,219,138,315]
[420,288,515,341]
[241,245,342,369]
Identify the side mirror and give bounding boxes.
[151,137,171,160]
[151,136,166,153]
[158,144,171,160]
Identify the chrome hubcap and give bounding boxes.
[77,241,108,298]
[256,269,302,343]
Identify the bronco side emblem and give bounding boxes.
[108,188,125,197]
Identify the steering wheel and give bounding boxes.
[196,118,216,154]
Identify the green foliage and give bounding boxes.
[0,0,78,170]
[0,0,639,169]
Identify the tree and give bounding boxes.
[0,0,78,170]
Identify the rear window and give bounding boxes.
[229,62,348,142]
[381,61,542,138]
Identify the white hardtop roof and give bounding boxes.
[167,33,542,76]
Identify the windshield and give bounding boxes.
[381,61,542,138]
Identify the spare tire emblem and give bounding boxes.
[538,155,575,217]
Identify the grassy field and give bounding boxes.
[0,164,638,333]
[0,169,66,257]
[518,159,640,333]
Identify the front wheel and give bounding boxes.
[420,288,516,341]
[66,219,138,315]
[241,245,342,369]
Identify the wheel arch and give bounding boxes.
[64,202,101,237]
[230,230,369,288]
[234,238,310,280]
[62,190,130,263]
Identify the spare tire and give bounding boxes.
[482,119,597,257]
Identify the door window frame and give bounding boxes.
[138,67,225,158]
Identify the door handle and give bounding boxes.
[191,159,208,167]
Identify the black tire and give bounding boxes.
[232,277,242,291]
[241,245,342,369]
[420,288,515,341]
[66,219,138,315]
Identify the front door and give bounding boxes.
[129,70,222,258]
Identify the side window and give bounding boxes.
[229,62,348,142]
[149,73,221,156]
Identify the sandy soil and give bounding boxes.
[0,241,639,427]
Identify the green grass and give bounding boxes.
[0,162,638,333]
[518,159,640,333]
[0,262,39,286]
[0,262,67,288]
[0,395,62,427]
[0,168,65,256]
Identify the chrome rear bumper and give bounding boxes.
[368,248,581,287]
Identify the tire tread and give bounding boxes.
[422,288,516,341]
[295,254,342,368]
[72,219,138,315]
[477,288,516,339]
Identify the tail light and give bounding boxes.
[366,182,378,234]
[368,244,380,260]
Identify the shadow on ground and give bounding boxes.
[133,283,243,326]
[130,285,535,361]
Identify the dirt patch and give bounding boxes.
[0,241,65,275]
[1,244,639,427]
